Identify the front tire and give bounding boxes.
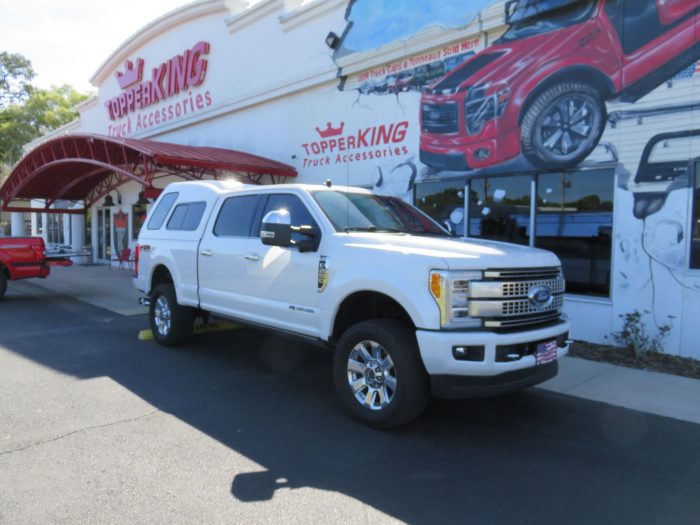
[149,284,193,346]
[0,272,7,299]
[521,81,606,169]
[333,319,429,429]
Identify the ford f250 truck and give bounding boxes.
[134,180,571,427]
[0,237,72,299]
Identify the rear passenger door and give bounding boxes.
[197,193,264,318]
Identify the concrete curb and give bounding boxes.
[539,356,700,425]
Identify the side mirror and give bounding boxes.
[261,210,292,248]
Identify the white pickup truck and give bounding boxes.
[134,180,570,427]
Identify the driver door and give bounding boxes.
[238,192,324,337]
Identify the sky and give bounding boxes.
[341,0,493,54]
[0,0,196,93]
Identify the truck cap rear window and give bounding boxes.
[147,192,179,230]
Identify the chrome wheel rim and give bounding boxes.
[347,340,397,411]
[154,295,171,336]
[537,94,598,160]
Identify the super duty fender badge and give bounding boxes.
[318,256,329,293]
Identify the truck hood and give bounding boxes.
[339,233,561,270]
[429,25,587,94]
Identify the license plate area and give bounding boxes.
[535,339,558,365]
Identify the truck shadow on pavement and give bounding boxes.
[2,284,700,524]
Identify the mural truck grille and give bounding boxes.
[421,103,459,134]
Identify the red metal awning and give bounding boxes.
[0,134,297,213]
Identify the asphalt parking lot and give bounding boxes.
[1,280,700,524]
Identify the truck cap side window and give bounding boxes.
[167,202,207,231]
[147,192,179,230]
[214,195,261,237]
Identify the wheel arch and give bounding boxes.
[150,264,174,293]
[330,291,416,345]
[518,66,614,126]
[0,262,10,279]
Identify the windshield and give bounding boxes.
[499,0,597,42]
[312,191,449,236]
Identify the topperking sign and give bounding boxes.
[106,41,213,137]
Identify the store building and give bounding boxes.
[1,0,699,357]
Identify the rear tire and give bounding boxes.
[0,272,7,299]
[333,319,430,429]
[149,284,193,346]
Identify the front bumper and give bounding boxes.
[416,321,570,398]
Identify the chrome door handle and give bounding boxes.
[200,249,213,257]
[244,253,260,261]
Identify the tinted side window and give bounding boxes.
[260,194,318,243]
[147,192,178,230]
[214,195,260,237]
[167,202,206,231]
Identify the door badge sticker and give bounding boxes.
[318,256,329,293]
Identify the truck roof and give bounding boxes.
[165,179,373,196]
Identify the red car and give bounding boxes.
[419,0,700,171]
[0,237,71,299]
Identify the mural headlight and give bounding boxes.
[465,84,510,135]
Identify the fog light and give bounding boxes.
[452,345,485,361]
[474,148,490,160]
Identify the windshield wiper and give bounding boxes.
[344,226,405,234]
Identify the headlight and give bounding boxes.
[465,84,510,135]
[429,270,483,329]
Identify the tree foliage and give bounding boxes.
[0,84,89,166]
[0,52,89,168]
[0,51,35,109]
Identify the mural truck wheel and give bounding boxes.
[521,82,606,169]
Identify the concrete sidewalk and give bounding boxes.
[26,264,700,426]
[30,264,146,316]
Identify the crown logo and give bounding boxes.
[315,121,345,138]
[115,58,144,90]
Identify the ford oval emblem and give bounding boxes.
[528,285,553,308]
[429,110,441,120]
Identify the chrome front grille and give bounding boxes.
[471,278,566,298]
[470,267,565,330]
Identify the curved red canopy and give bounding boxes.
[0,134,297,213]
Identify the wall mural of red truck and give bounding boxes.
[337,0,700,172]
[418,0,700,172]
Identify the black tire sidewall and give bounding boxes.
[521,81,606,169]
[333,319,429,429]
[149,284,193,346]
[0,272,7,299]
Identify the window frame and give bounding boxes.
[688,160,700,271]
[165,201,207,232]
[147,192,179,231]
[212,194,263,238]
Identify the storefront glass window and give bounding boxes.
[415,180,465,235]
[468,175,531,246]
[47,214,65,245]
[536,170,613,296]
[690,163,700,269]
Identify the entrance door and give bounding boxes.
[97,208,112,261]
